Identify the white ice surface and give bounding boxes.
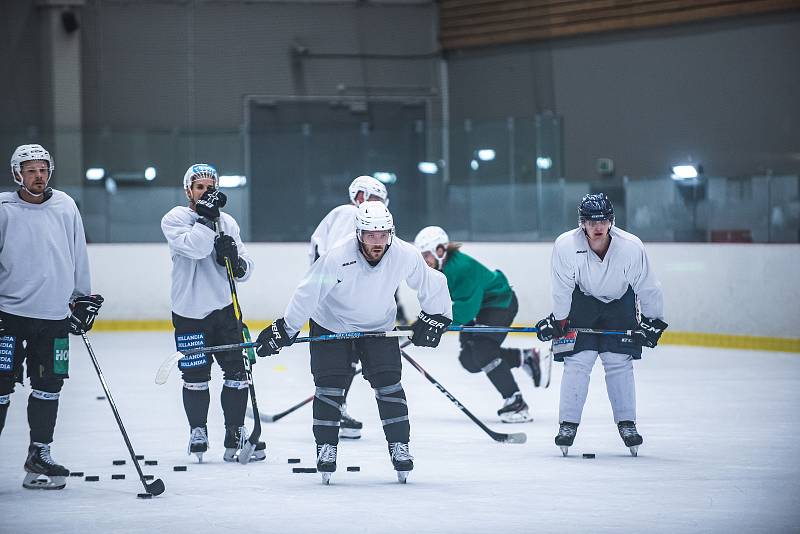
[0,333,798,534]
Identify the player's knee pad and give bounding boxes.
[366,371,401,390]
[183,380,210,391]
[29,376,63,395]
[222,369,249,388]
[0,375,15,396]
[458,348,483,374]
[181,367,212,384]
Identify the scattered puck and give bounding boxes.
[292,467,317,473]
[113,460,126,465]
[137,493,153,499]
[112,474,125,480]
[143,474,155,480]
[85,475,100,482]
[96,395,106,400]
[582,453,596,459]
[287,458,301,464]
[144,460,158,466]
[69,471,84,477]
[346,466,360,472]
[173,465,187,472]
[135,455,144,460]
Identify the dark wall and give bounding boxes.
[447,13,800,180]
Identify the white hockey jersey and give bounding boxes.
[309,204,358,264]
[285,237,451,336]
[550,226,664,321]
[0,190,92,320]
[161,207,253,319]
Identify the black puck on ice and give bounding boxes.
[143,474,155,480]
[173,465,187,472]
[137,493,153,499]
[113,460,126,465]
[346,466,360,472]
[144,460,158,466]
[135,455,144,460]
[69,471,84,477]
[96,396,106,400]
[292,467,317,473]
[582,453,596,459]
[112,474,125,480]
[85,475,100,481]
[287,458,301,464]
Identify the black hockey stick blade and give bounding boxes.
[146,478,166,496]
[494,431,527,444]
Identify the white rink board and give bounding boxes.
[0,332,798,534]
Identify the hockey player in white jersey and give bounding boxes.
[161,163,264,463]
[256,201,452,483]
[0,144,103,490]
[309,175,393,439]
[536,193,667,456]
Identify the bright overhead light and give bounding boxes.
[470,160,479,171]
[417,162,438,175]
[86,168,105,181]
[477,149,496,162]
[219,175,247,188]
[536,157,553,170]
[671,165,699,180]
[373,172,397,184]
[144,167,157,181]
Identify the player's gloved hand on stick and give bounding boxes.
[255,318,295,357]
[214,234,247,278]
[411,311,451,348]
[536,313,569,342]
[195,188,227,220]
[634,316,668,348]
[69,294,104,335]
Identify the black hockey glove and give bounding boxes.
[195,188,227,220]
[255,318,295,357]
[411,311,451,348]
[634,316,668,348]
[214,234,247,278]
[69,294,104,335]
[536,313,569,342]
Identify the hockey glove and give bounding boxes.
[536,313,569,342]
[255,318,295,357]
[214,234,247,278]
[411,311,451,348]
[69,294,104,335]
[195,188,227,220]
[634,316,668,348]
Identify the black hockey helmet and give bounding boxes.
[578,193,614,222]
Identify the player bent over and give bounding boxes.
[0,144,103,489]
[256,201,452,483]
[536,193,667,456]
[414,226,548,423]
[161,163,263,463]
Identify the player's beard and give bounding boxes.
[361,243,387,262]
[25,179,47,195]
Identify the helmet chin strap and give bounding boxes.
[15,172,52,199]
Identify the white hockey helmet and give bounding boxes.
[348,175,388,206]
[355,200,394,245]
[10,144,54,186]
[414,226,449,269]
[183,163,218,199]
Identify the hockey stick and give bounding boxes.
[447,326,634,336]
[81,334,165,497]
[400,346,527,444]
[218,228,262,464]
[248,367,365,423]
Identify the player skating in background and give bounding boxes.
[256,201,452,483]
[0,144,103,489]
[309,175,402,439]
[536,193,667,456]
[414,226,547,423]
[161,163,264,463]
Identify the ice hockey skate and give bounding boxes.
[555,421,579,456]
[23,442,69,490]
[617,420,643,456]
[223,425,266,462]
[316,443,337,484]
[188,426,209,462]
[339,406,362,439]
[497,392,532,423]
[521,347,542,387]
[388,442,413,483]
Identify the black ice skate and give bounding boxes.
[339,407,363,440]
[497,392,532,423]
[555,422,579,456]
[23,442,69,490]
[617,420,643,457]
[223,425,266,463]
[188,426,209,463]
[521,348,542,387]
[388,442,414,484]
[316,443,337,485]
